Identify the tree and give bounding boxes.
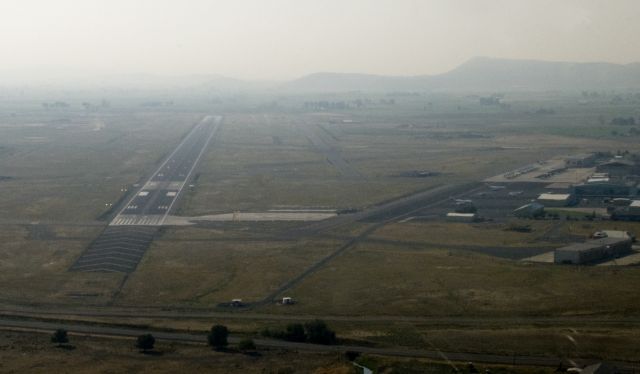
[284,323,306,342]
[136,334,155,352]
[238,338,256,352]
[208,325,229,350]
[51,329,69,346]
[466,362,479,373]
[304,320,336,345]
[345,350,360,361]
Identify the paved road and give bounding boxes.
[285,183,478,238]
[260,183,484,304]
[0,317,636,371]
[112,115,222,226]
[4,304,640,327]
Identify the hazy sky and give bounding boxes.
[1,0,639,80]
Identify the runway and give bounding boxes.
[111,115,222,226]
[70,115,221,273]
[302,123,362,179]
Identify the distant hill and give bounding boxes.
[429,57,640,91]
[0,68,268,92]
[83,73,269,92]
[280,57,640,92]
[278,72,431,93]
[5,57,640,93]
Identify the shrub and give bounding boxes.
[136,334,155,352]
[208,325,229,350]
[51,329,69,346]
[238,338,256,351]
[284,323,306,342]
[304,320,336,345]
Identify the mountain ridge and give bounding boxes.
[4,57,640,92]
[280,57,640,92]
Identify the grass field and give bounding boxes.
[274,243,640,317]
[1,92,639,363]
[0,331,356,374]
[0,224,123,305]
[116,231,342,305]
[0,109,202,222]
[371,221,559,248]
[0,330,566,373]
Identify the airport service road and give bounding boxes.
[70,115,221,273]
[111,115,221,226]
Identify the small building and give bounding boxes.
[596,158,635,178]
[513,202,545,218]
[446,212,477,222]
[554,237,632,264]
[610,198,631,206]
[537,193,575,207]
[282,297,294,305]
[587,172,610,184]
[565,153,596,168]
[573,181,637,197]
[610,203,640,221]
[631,200,640,214]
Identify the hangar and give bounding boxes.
[554,237,632,265]
[573,182,637,197]
[537,193,575,207]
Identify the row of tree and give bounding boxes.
[260,320,336,345]
[50,321,337,353]
[50,324,256,353]
[303,99,395,110]
[610,116,637,126]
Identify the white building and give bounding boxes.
[630,200,640,214]
[537,193,575,207]
[446,212,477,222]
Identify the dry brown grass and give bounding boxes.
[117,236,341,306]
[561,221,640,238]
[372,221,558,247]
[0,225,123,305]
[0,331,355,374]
[272,243,640,317]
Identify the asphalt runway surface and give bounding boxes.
[70,115,221,273]
[112,115,222,226]
[302,123,363,179]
